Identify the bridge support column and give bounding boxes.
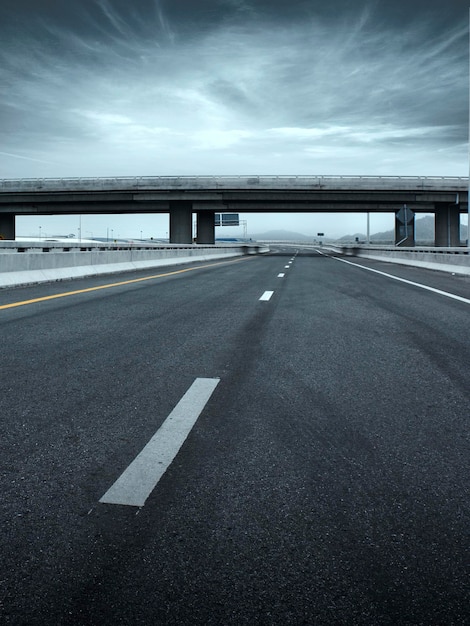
[435,203,460,247]
[0,213,15,240]
[196,211,215,244]
[395,212,415,246]
[169,201,193,244]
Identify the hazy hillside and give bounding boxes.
[254,216,468,243]
[252,230,317,241]
[339,215,468,243]
[373,215,434,242]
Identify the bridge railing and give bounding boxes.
[0,175,467,193]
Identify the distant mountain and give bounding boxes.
[253,215,467,243]
[252,229,317,241]
[338,215,468,243]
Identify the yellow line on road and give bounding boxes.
[0,256,253,311]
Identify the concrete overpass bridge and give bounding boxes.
[0,175,467,245]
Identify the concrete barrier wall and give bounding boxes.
[0,243,269,288]
[327,245,470,276]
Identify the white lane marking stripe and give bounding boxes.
[99,377,220,507]
[260,290,274,301]
[278,273,285,277]
[323,253,470,305]
[285,265,290,268]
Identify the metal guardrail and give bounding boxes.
[0,175,467,193]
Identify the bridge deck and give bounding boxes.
[0,175,467,194]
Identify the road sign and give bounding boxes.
[396,205,415,224]
[215,213,239,226]
[317,232,324,236]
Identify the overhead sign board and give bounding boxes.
[215,213,239,226]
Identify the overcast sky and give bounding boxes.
[2,0,469,238]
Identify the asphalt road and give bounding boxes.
[1,248,469,625]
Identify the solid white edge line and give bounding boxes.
[318,251,470,305]
[259,290,274,301]
[99,377,220,507]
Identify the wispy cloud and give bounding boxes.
[0,0,467,178]
[0,151,60,165]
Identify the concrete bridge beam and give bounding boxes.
[0,213,15,240]
[435,203,460,247]
[169,201,193,244]
[196,211,215,244]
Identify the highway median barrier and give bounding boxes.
[0,242,269,288]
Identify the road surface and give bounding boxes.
[1,247,469,624]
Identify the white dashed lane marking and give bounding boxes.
[259,291,274,301]
[99,378,220,507]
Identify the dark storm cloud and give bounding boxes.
[0,0,468,177]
